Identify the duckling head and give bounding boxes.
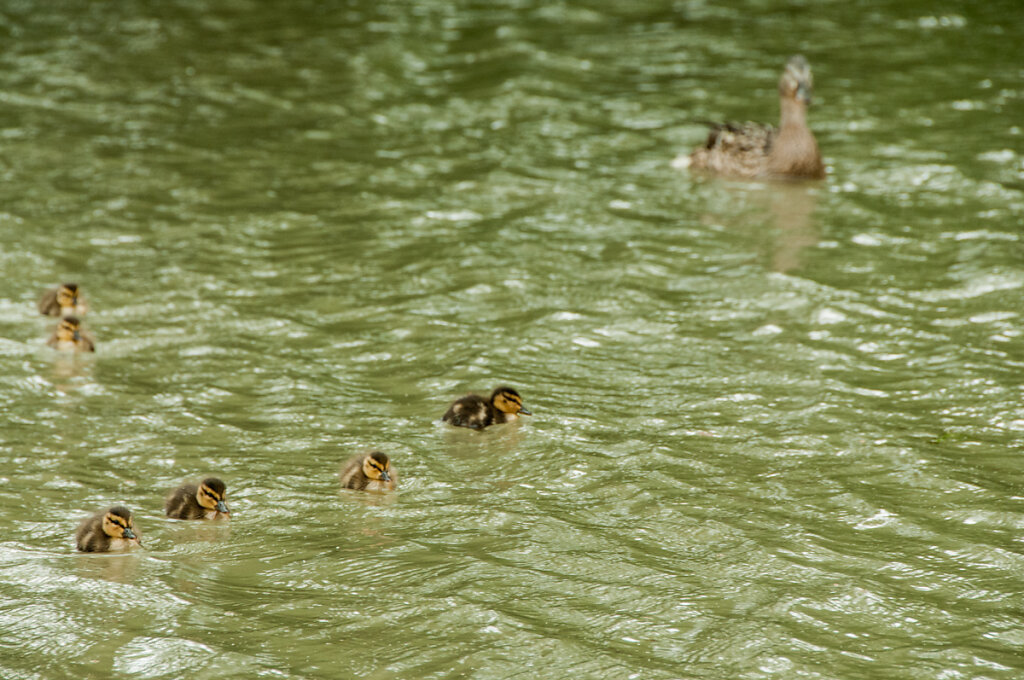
[362,451,392,483]
[491,386,532,417]
[780,55,813,105]
[102,506,141,545]
[55,316,84,343]
[196,477,230,515]
[56,283,80,310]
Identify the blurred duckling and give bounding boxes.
[75,506,141,552]
[340,451,397,491]
[688,55,825,180]
[46,316,95,352]
[442,386,531,430]
[38,283,88,317]
[165,477,231,520]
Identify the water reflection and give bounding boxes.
[338,488,399,509]
[761,182,821,274]
[48,354,94,394]
[74,552,142,584]
[164,521,233,546]
[694,179,822,274]
[440,421,526,458]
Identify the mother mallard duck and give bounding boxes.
[688,55,825,180]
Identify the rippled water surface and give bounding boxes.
[2,1,1023,678]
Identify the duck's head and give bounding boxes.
[102,506,141,544]
[491,386,531,416]
[362,451,392,483]
[56,283,81,310]
[196,477,230,515]
[780,55,813,105]
[55,316,84,343]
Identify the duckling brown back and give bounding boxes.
[442,393,494,429]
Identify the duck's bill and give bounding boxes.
[519,408,532,416]
[797,83,812,105]
[217,501,230,514]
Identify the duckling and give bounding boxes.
[688,55,825,180]
[75,506,141,552]
[340,451,398,491]
[442,386,531,430]
[46,316,95,352]
[165,477,231,520]
[38,283,88,317]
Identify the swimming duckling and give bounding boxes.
[75,506,141,552]
[165,477,231,520]
[38,283,88,317]
[46,316,95,352]
[340,451,397,491]
[442,386,531,430]
[688,55,825,180]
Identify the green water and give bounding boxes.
[1,1,1022,678]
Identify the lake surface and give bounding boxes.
[1,1,1022,678]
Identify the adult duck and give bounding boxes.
[689,55,825,180]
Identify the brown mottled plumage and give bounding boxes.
[46,316,95,352]
[38,283,88,317]
[165,478,230,520]
[689,55,825,180]
[340,451,397,491]
[441,386,531,430]
[75,506,141,552]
